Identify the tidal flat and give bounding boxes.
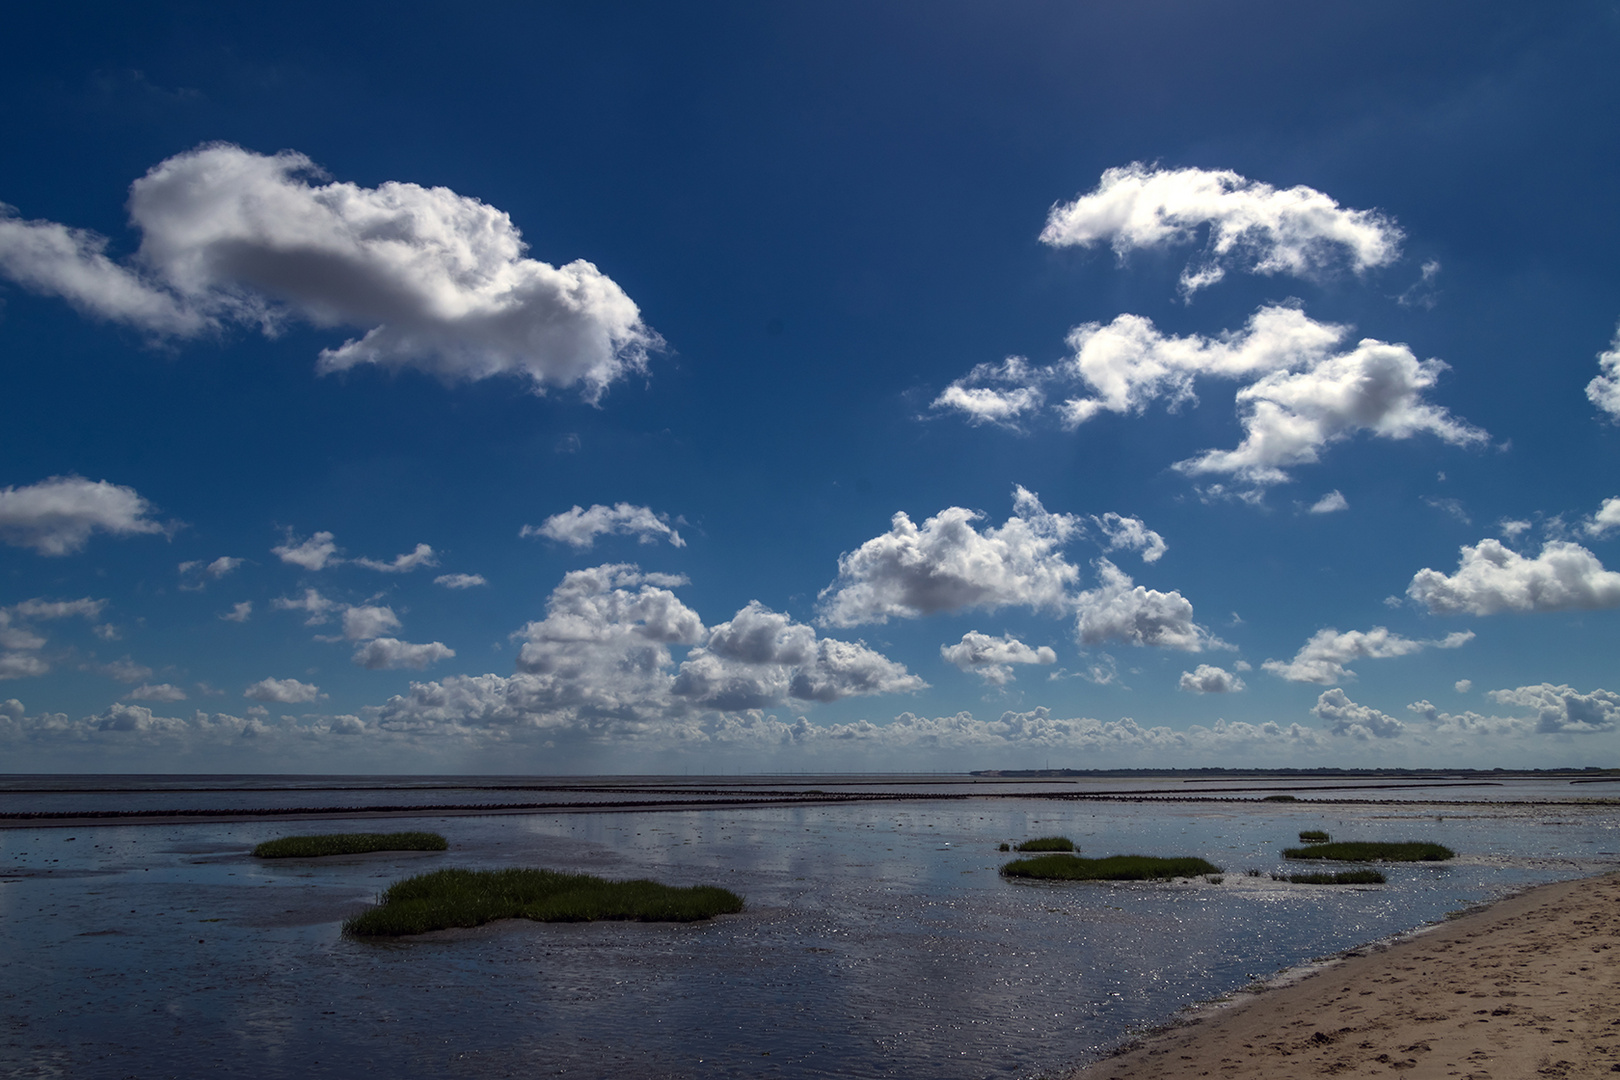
[2,774,1617,1078]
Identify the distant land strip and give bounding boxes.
[4,789,1616,828]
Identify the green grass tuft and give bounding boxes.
[1273,869,1386,885]
[253,832,449,859]
[1281,841,1454,862]
[1014,836,1076,852]
[343,867,744,937]
[1000,853,1220,881]
[1297,830,1331,843]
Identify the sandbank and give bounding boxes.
[1068,871,1619,1079]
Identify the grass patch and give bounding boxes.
[1273,869,1386,885]
[1014,836,1076,853]
[253,831,448,859]
[1297,830,1331,843]
[1262,794,1297,802]
[1000,853,1220,881]
[342,867,744,937]
[1281,841,1454,862]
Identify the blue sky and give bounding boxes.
[2,1,1619,773]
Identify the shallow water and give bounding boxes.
[1,782,1616,1078]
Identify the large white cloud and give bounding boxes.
[936,305,1340,429]
[0,208,206,334]
[1484,683,1620,734]
[243,677,322,704]
[523,503,685,549]
[375,565,922,731]
[351,637,456,671]
[1586,324,1620,419]
[1408,684,1620,738]
[817,487,1082,626]
[0,476,166,556]
[1074,559,1222,652]
[1406,539,1620,615]
[341,605,402,641]
[1178,664,1245,693]
[1263,626,1473,684]
[1312,688,1405,739]
[0,145,661,401]
[1175,337,1488,485]
[933,305,1483,486]
[1040,163,1403,295]
[1583,497,1620,539]
[939,631,1057,685]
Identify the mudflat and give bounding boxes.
[1069,871,1620,1079]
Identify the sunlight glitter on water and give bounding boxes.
[1,782,1616,1078]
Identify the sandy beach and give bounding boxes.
[1069,871,1620,1079]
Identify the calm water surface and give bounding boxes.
[2,778,1616,1078]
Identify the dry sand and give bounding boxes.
[1068,871,1620,1080]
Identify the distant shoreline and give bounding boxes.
[4,787,1616,829]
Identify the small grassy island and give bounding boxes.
[1014,836,1076,852]
[1000,853,1220,881]
[343,867,745,937]
[253,831,449,859]
[1281,841,1454,862]
[1297,830,1331,843]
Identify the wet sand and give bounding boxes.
[1069,871,1620,1079]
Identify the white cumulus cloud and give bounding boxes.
[1263,626,1473,684]
[934,306,1485,487]
[1040,163,1402,296]
[341,604,402,641]
[243,677,322,704]
[1175,337,1488,486]
[434,573,487,589]
[353,543,438,573]
[1582,497,1620,538]
[1586,324,1620,419]
[0,476,167,556]
[1312,688,1405,739]
[1093,513,1166,562]
[351,638,456,671]
[271,588,338,625]
[1074,559,1222,652]
[1406,539,1620,615]
[1309,490,1348,514]
[0,144,660,401]
[126,683,188,703]
[818,487,1082,627]
[523,503,685,549]
[939,631,1057,685]
[1179,664,1245,693]
[273,531,341,571]
[1485,683,1620,734]
[374,565,923,733]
